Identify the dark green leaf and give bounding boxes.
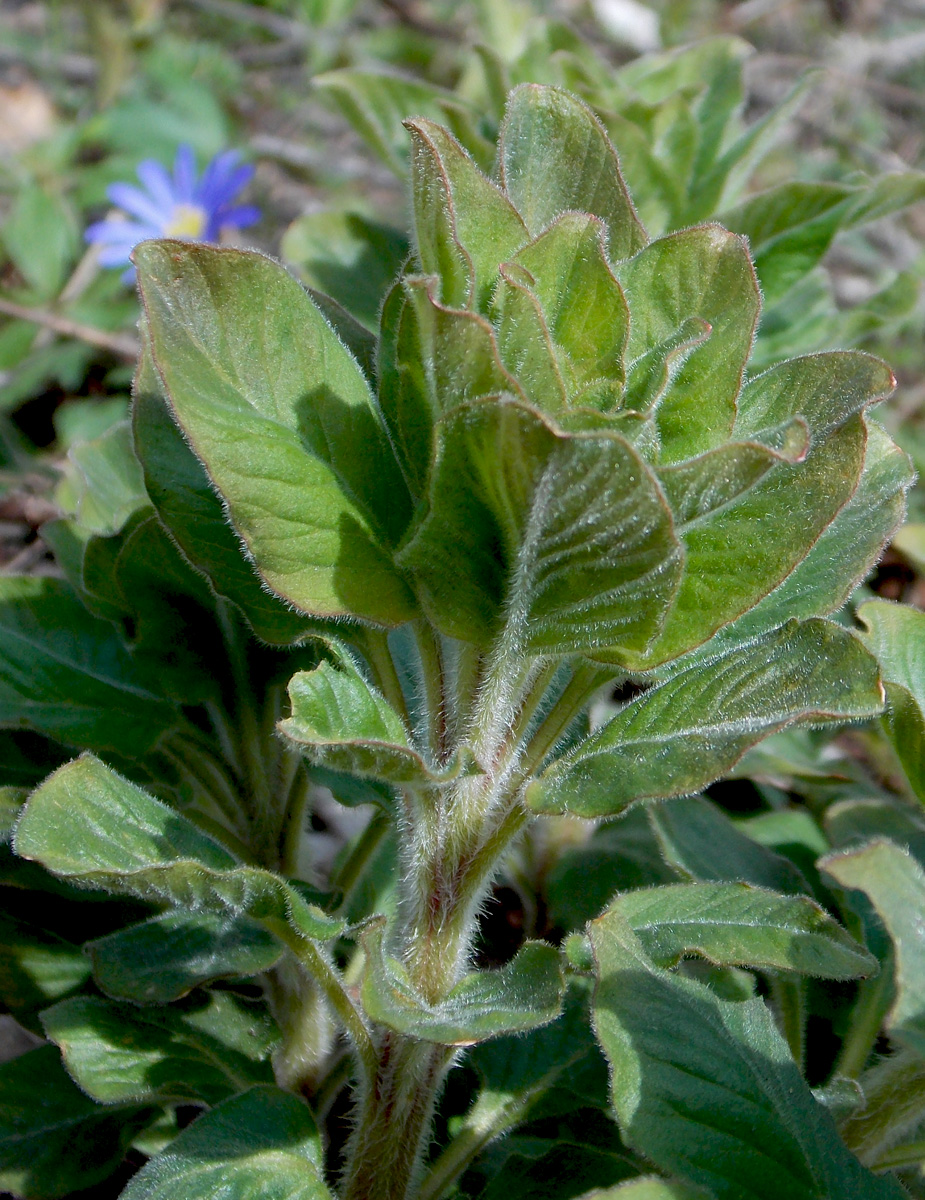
[0,1044,155,1199]
[0,576,178,758]
[0,913,90,1022]
[88,910,282,1004]
[590,911,903,1200]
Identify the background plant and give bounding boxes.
[3,4,925,1200]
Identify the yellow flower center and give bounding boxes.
[163,203,207,238]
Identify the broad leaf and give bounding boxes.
[822,840,925,1057]
[616,226,760,461]
[528,620,882,816]
[407,118,528,309]
[499,84,646,263]
[648,795,812,895]
[610,882,875,978]
[825,799,925,871]
[119,1085,333,1200]
[281,646,474,785]
[135,241,415,625]
[14,755,343,942]
[133,369,315,645]
[88,910,282,1004]
[579,1180,707,1200]
[42,991,275,1105]
[399,398,681,655]
[590,911,904,1200]
[857,600,925,803]
[64,420,148,537]
[361,922,563,1044]
[0,575,178,758]
[0,1044,155,1199]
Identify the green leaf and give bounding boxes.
[0,785,24,839]
[698,421,911,656]
[406,118,528,310]
[14,754,343,942]
[360,922,564,1044]
[2,183,79,298]
[0,913,91,1022]
[510,213,629,407]
[281,210,408,329]
[499,84,647,264]
[398,398,681,655]
[88,910,283,1004]
[528,620,882,816]
[825,799,925,871]
[119,1085,333,1200]
[857,600,925,803]
[60,419,147,538]
[0,1043,156,1199]
[42,991,275,1106]
[314,68,459,174]
[610,881,875,979]
[281,646,475,785]
[133,366,315,646]
[579,1179,707,1200]
[135,241,415,626]
[648,795,812,895]
[822,840,925,1058]
[0,575,179,758]
[590,911,904,1200]
[839,1048,925,1167]
[617,226,760,461]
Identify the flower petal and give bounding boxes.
[218,204,261,230]
[172,144,197,203]
[107,183,167,228]
[135,159,176,212]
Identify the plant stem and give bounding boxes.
[413,619,447,762]
[359,627,412,730]
[0,296,140,358]
[513,660,612,784]
[871,1140,925,1172]
[333,809,391,911]
[835,958,893,1079]
[771,976,806,1069]
[279,763,311,876]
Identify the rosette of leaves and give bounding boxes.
[1,84,915,1200]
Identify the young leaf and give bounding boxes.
[616,226,760,461]
[857,600,925,803]
[590,912,904,1200]
[360,922,564,1044]
[528,620,882,816]
[499,84,646,264]
[281,647,475,784]
[119,1085,333,1200]
[65,420,148,537]
[0,1043,156,1199]
[133,368,316,646]
[406,118,528,309]
[822,840,925,1058]
[14,755,343,942]
[579,1180,707,1200]
[88,910,283,1005]
[134,241,416,626]
[398,397,682,655]
[42,991,275,1106]
[648,795,813,896]
[610,881,875,978]
[0,576,179,758]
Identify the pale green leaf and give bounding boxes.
[42,992,275,1106]
[135,241,415,626]
[529,620,882,816]
[590,911,904,1200]
[360,922,564,1044]
[499,84,647,263]
[88,910,283,1004]
[610,881,875,978]
[822,840,925,1058]
[0,913,90,1020]
[119,1085,333,1200]
[64,420,148,537]
[14,754,343,942]
[577,1178,707,1200]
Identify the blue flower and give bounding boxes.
[86,145,260,281]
